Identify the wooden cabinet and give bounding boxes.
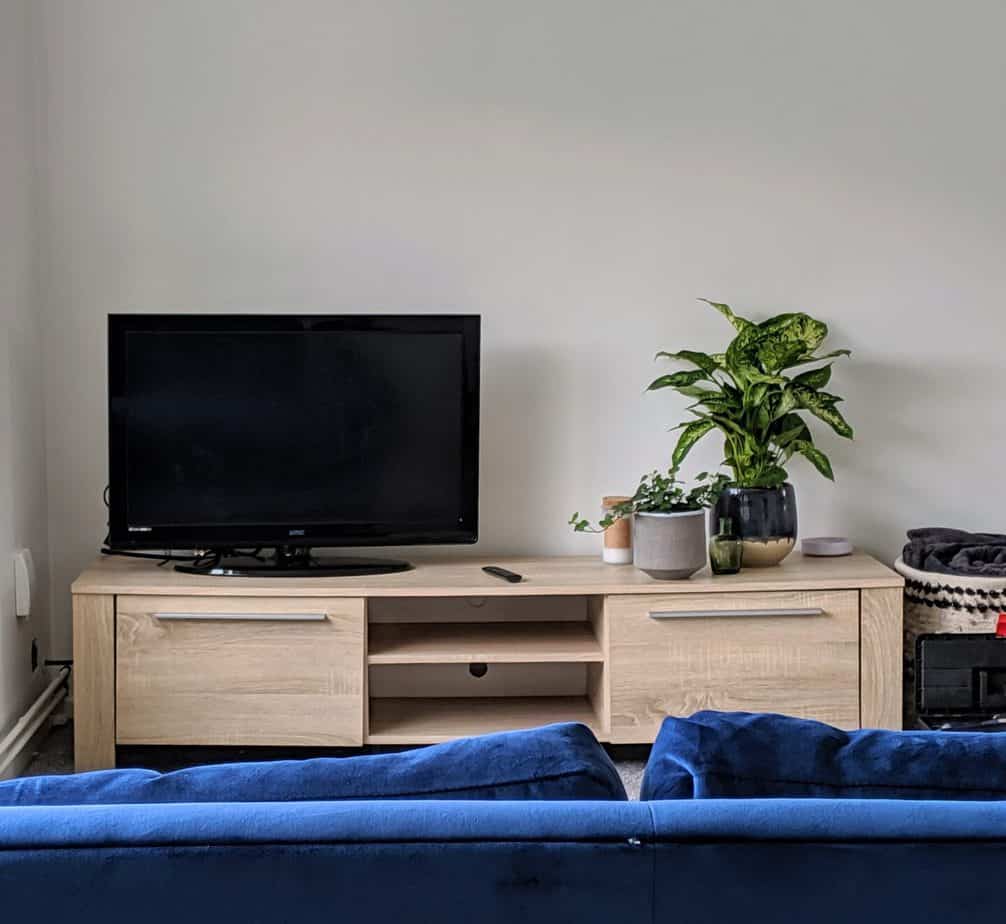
[607,589,860,742]
[70,552,903,770]
[116,595,365,746]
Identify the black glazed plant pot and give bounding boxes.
[711,483,798,567]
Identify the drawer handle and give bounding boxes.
[153,612,328,622]
[648,607,825,620]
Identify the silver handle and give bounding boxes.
[649,607,825,620]
[154,612,328,622]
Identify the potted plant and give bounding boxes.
[570,469,726,579]
[649,299,853,566]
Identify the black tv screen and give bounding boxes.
[108,315,480,550]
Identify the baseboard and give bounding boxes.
[0,716,55,782]
[0,668,72,781]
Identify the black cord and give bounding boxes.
[99,546,270,565]
[100,547,201,563]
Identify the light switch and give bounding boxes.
[14,548,34,619]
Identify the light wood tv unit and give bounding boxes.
[71,552,903,771]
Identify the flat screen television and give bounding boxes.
[107,314,480,576]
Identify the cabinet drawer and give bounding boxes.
[116,596,365,746]
[608,590,859,742]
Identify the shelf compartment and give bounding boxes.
[367,621,603,665]
[367,695,600,744]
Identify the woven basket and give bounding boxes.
[896,556,1006,728]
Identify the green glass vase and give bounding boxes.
[709,516,743,575]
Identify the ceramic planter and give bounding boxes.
[633,509,707,580]
[711,483,798,567]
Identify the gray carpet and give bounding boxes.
[23,724,647,799]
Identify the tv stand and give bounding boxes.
[70,552,903,771]
[175,546,412,577]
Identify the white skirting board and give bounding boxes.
[0,667,70,780]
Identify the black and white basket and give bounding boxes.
[896,556,1006,728]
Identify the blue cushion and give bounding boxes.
[641,710,1006,800]
[2,722,626,805]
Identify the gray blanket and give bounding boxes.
[902,527,1006,577]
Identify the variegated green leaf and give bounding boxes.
[754,465,789,488]
[724,324,764,381]
[647,369,708,391]
[746,382,770,407]
[794,441,835,480]
[757,313,828,354]
[745,369,789,385]
[771,388,798,420]
[700,298,753,332]
[794,387,854,438]
[792,364,832,389]
[654,350,721,374]
[773,413,812,448]
[784,348,851,370]
[677,384,719,399]
[671,418,717,468]
[756,340,807,373]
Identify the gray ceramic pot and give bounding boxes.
[632,509,707,580]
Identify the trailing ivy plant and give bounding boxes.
[649,300,853,489]
[569,469,728,532]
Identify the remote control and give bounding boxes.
[482,565,524,583]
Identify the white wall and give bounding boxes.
[36,0,1006,656]
[0,0,51,729]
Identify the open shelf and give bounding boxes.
[367,696,600,744]
[367,621,603,665]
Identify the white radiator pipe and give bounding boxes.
[0,667,70,777]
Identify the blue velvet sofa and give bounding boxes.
[5,798,1006,922]
[4,716,1006,923]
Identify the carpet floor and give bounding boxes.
[23,724,648,799]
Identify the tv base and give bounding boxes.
[175,547,412,577]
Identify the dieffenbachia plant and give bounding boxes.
[648,300,853,489]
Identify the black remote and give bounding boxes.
[482,565,524,584]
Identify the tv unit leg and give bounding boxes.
[72,594,116,770]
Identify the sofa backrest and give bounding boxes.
[4,799,1006,923]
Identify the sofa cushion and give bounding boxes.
[641,710,1006,801]
[2,722,626,806]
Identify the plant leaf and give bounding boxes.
[723,324,764,382]
[699,298,753,332]
[757,313,828,354]
[771,387,798,420]
[794,387,854,438]
[647,369,708,391]
[745,369,789,385]
[677,384,720,399]
[794,441,835,480]
[691,394,736,413]
[792,364,832,389]
[755,465,789,488]
[756,340,807,373]
[783,348,851,370]
[654,350,721,374]
[671,418,717,468]
[773,413,812,448]
[746,382,770,408]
